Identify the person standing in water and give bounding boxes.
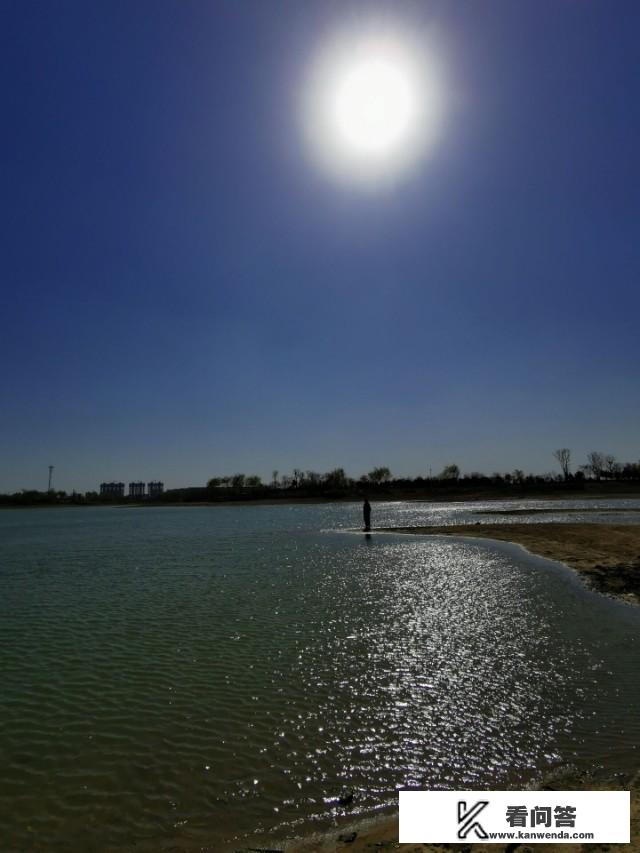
[363,498,371,532]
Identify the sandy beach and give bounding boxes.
[379,522,640,605]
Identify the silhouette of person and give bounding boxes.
[363,498,371,532]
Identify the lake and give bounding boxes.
[1,500,639,851]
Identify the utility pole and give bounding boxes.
[48,465,54,492]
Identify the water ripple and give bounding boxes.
[0,504,638,851]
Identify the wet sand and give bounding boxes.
[379,522,640,604]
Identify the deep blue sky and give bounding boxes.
[2,1,639,492]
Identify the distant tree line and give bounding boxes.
[551,448,640,482]
[0,490,88,506]
[201,451,640,497]
[2,451,640,506]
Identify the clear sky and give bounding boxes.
[2,0,639,493]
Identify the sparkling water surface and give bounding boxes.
[1,500,639,851]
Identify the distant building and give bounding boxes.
[147,481,164,497]
[129,481,146,499]
[100,482,125,497]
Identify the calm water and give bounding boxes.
[1,500,639,852]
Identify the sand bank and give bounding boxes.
[379,522,640,605]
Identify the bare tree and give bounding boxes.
[271,470,279,488]
[604,455,620,478]
[586,451,605,480]
[553,448,571,481]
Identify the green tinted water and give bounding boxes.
[1,503,639,851]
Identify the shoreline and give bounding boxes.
[269,767,640,852]
[379,522,640,605]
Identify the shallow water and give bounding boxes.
[0,501,639,851]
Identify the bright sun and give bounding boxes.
[302,27,442,187]
[333,57,417,157]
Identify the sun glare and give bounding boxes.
[302,26,442,187]
[334,58,416,156]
